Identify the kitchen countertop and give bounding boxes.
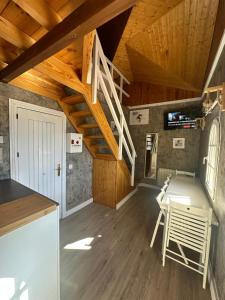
[0,179,57,236]
[0,179,35,203]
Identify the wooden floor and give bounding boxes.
[60,187,212,300]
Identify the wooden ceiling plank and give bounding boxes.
[113,0,219,94]
[82,30,96,84]
[13,0,62,30]
[0,66,63,101]
[0,0,136,82]
[11,75,63,101]
[0,0,10,14]
[0,16,85,94]
[0,59,64,100]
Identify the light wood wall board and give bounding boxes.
[124,82,200,106]
[93,159,133,208]
[113,0,219,93]
[93,159,117,208]
[116,160,132,204]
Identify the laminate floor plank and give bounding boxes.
[60,187,211,300]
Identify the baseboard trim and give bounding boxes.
[116,188,138,210]
[63,198,93,218]
[208,262,220,300]
[137,183,161,190]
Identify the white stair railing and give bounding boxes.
[92,34,136,186]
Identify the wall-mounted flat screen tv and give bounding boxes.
[164,111,197,130]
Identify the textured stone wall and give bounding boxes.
[199,106,225,299]
[0,83,92,210]
[128,101,201,183]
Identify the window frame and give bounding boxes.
[205,118,220,201]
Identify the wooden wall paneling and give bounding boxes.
[93,159,117,208]
[93,159,133,208]
[116,160,132,204]
[124,82,200,106]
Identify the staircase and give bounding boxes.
[57,32,136,207]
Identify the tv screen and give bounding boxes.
[164,111,197,130]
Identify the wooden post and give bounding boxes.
[92,37,98,104]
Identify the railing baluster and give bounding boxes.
[120,77,123,103]
[110,65,113,98]
[119,115,124,160]
[93,34,136,185]
[131,152,135,186]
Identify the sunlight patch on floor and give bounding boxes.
[64,237,94,250]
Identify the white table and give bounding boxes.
[161,175,218,226]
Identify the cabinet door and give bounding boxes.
[0,210,59,300]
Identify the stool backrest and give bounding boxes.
[166,202,212,255]
[176,170,195,177]
[156,190,165,207]
[161,183,168,192]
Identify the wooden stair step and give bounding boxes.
[93,144,109,150]
[79,123,99,129]
[70,110,91,118]
[62,95,85,105]
[95,154,115,160]
[85,135,104,140]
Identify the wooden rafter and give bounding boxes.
[0,16,85,94]
[0,0,136,83]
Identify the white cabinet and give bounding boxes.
[0,209,59,300]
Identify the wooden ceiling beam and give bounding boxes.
[0,0,136,83]
[0,16,85,94]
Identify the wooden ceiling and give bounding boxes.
[0,0,221,106]
[0,0,136,101]
[113,0,219,93]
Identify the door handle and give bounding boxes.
[56,163,61,176]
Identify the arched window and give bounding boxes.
[205,119,220,200]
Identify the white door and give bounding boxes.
[15,107,64,216]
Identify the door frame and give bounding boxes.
[9,99,67,218]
